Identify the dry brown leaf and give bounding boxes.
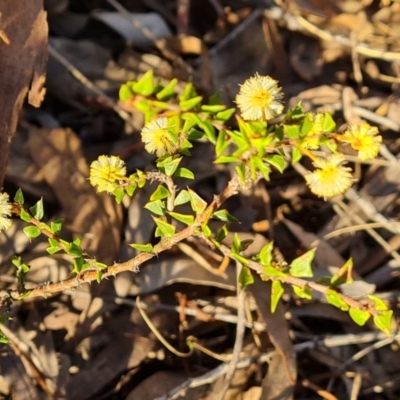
[126,371,205,400]
[65,334,153,399]
[250,278,297,400]
[0,0,47,187]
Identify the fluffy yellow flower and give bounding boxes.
[89,155,127,193]
[235,74,284,121]
[305,154,354,198]
[0,192,12,231]
[141,117,178,158]
[340,122,382,161]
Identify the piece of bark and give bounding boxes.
[0,0,48,188]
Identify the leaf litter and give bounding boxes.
[0,0,400,399]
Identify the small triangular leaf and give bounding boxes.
[349,308,371,326]
[289,249,315,278]
[153,217,176,237]
[271,280,284,313]
[130,243,154,253]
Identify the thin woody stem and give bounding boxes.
[204,239,376,316]
[1,175,241,301]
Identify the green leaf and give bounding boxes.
[150,185,170,201]
[202,224,212,237]
[284,103,304,121]
[283,124,300,139]
[179,140,193,156]
[216,225,228,243]
[73,237,82,246]
[373,310,393,335]
[236,163,246,183]
[326,289,349,311]
[156,78,178,100]
[130,243,154,253]
[174,189,190,206]
[238,266,254,289]
[291,147,302,163]
[179,96,203,111]
[262,266,286,278]
[73,257,85,273]
[216,130,229,156]
[14,188,24,205]
[252,157,271,181]
[322,112,336,132]
[168,211,195,225]
[198,119,216,143]
[228,130,250,152]
[126,183,137,196]
[300,114,314,136]
[132,70,154,96]
[231,233,243,253]
[293,285,312,300]
[29,198,44,220]
[271,280,284,313]
[50,219,63,235]
[249,156,257,181]
[368,295,389,311]
[46,246,61,255]
[96,270,103,284]
[265,155,286,173]
[153,217,176,237]
[212,209,238,223]
[187,129,204,140]
[119,83,133,101]
[11,256,22,267]
[20,208,32,223]
[145,200,166,216]
[216,108,235,122]
[330,258,354,286]
[68,243,83,257]
[39,222,51,232]
[188,189,207,214]
[48,238,59,247]
[23,226,41,239]
[289,249,315,278]
[214,156,240,164]
[173,168,195,180]
[201,104,226,113]
[320,136,337,153]
[113,187,125,204]
[157,156,182,177]
[259,242,274,267]
[349,308,371,326]
[180,82,197,101]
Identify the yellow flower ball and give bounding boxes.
[305,154,354,198]
[235,74,284,121]
[341,122,382,161]
[141,117,178,158]
[89,155,127,193]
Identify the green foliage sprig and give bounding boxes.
[0,71,392,342]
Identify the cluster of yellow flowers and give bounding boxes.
[0,74,384,233]
[234,74,383,198]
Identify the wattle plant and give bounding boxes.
[0,71,392,344]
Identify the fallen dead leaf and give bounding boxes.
[0,0,47,187]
